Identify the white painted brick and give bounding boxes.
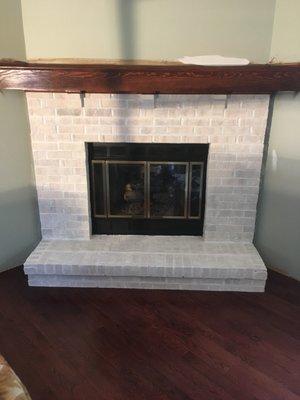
[26,93,270,241]
[101,99,127,108]
[29,107,55,116]
[154,118,181,126]
[126,118,153,126]
[28,92,53,99]
[125,135,152,143]
[112,108,140,117]
[73,117,98,125]
[167,126,194,135]
[152,135,182,143]
[140,127,168,135]
[182,118,211,126]
[85,109,111,117]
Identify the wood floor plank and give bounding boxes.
[127,292,300,400]
[159,292,300,397]
[0,267,299,400]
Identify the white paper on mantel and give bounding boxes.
[177,55,250,66]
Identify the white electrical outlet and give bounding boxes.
[272,149,278,171]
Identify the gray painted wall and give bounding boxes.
[21,0,275,62]
[255,0,300,280]
[0,0,41,272]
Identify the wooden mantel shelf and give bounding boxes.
[1,59,300,94]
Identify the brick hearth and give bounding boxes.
[24,236,267,291]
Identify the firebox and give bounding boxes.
[88,143,208,235]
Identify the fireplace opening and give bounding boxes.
[88,143,208,235]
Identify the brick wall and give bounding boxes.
[26,93,269,241]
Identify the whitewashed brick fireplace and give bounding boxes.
[24,93,269,291]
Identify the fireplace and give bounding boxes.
[24,93,269,291]
[88,143,208,235]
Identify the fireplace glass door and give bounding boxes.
[89,143,208,235]
[92,161,203,220]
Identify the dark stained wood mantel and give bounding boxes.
[1,60,300,94]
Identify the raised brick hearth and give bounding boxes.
[25,236,267,291]
[24,93,269,291]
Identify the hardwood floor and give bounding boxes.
[0,267,299,400]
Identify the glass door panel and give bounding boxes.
[189,162,203,218]
[107,162,146,217]
[149,162,188,218]
[92,161,106,217]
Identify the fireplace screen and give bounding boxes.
[88,143,208,235]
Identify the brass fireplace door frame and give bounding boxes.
[91,160,204,220]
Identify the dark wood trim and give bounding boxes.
[1,61,300,94]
